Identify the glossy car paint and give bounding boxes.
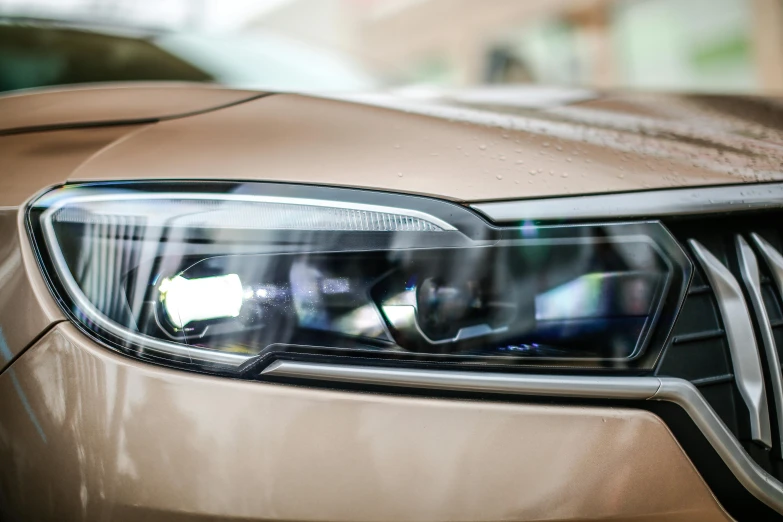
[0,209,62,372]
[0,83,260,133]
[68,91,783,201]
[1,83,774,520]
[0,125,147,206]
[0,323,731,522]
[1,85,782,203]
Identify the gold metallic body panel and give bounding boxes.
[0,209,62,370]
[0,126,144,206]
[0,83,259,133]
[70,92,783,201]
[0,125,150,361]
[0,323,731,521]
[2,86,782,204]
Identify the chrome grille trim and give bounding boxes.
[689,239,772,448]
[737,235,783,452]
[752,233,783,310]
[263,360,783,515]
[471,183,783,222]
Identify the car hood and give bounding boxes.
[331,85,783,197]
[0,83,262,133]
[5,84,783,203]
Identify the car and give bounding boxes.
[2,25,783,522]
[0,17,377,93]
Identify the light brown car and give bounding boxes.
[4,28,783,522]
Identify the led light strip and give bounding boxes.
[262,360,783,515]
[38,192,457,231]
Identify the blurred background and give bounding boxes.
[2,0,783,94]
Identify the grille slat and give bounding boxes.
[692,374,735,387]
[687,284,713,295]
[737,235,783,453]
[672,329,726,344]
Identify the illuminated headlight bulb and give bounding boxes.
[160,274,244,328]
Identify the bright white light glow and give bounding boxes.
[160,274,243,328]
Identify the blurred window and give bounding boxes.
[154,32,375,91]
[485,48,534,84]
[486,18,584,86]
[0,21,377,93]
[0,23,212,92]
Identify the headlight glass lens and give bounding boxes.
[29,182,690,373]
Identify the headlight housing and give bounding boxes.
[28,182,691,374]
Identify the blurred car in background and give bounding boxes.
[0,17,376,93]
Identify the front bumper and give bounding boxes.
[0,323,729,521]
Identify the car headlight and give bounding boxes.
[27,182,690,374]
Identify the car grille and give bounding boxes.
[660,212,783,472]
